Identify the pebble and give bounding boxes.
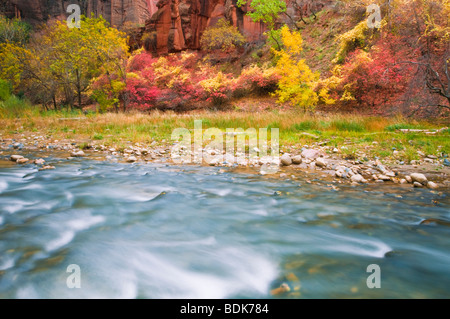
[126,156,137,163]
[292,155,302,165]
[270,283,290,296]
[378,175,391,181]
[13,142,24,150]
[444,159,450,167]
[10,155,24,162]
[34,158,45,165]
[399,179,408,184]
[315,157,327,168]
[410,173,427,184]
[427,181,439,189]
[301,149,321,160]
[70,150,85,157]
[39,165,55,171]
[16,158,29,164]
[405,175,412,183]
[385,171,396,177]
[413,182,424,188]
[351,174,366,183]
[280,154,292,166]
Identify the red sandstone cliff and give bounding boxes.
[1,0,333,54]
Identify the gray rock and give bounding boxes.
[413,182,424,188]
[292,155,302,165]
[335,170,344,178]
[301,149,321,160]
[351,174,366,183]
[315,157,327,168]
[280,154,292,166]
[399,179,408,184]
[378,175,391,181]
[444,159,450,167]
[385,171,396,177]
[127,156,137,163]
[410,173,427,184]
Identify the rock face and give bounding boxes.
[144,0,266,55]
[5,0,155,27]
[4,0,334,54]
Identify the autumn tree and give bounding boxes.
[0,15,30,45]
[273,25,332,109]
[0,16,129,111]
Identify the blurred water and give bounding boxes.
[0,159,449,298]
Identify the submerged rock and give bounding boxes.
[70,150,86,157]
[34,158,45,165]
[270,283,291,296]
[39,165,55,171]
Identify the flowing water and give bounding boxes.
[0,158,449,299]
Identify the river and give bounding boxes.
[0,158,449,298]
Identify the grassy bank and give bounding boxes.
[1,109,449,164]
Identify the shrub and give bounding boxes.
[0,78,11,101]
[125,73,161,111]
[235,64,280,96]
[200,19,246,53]
[199,72,236,105]
[333,21,370,64]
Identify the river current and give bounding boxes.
[0,158,449,298]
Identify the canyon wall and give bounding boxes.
[3,0,154,26]
[1,0,333,54]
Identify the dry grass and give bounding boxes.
[1,109,448,161]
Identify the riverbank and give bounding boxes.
[1,110,449,189]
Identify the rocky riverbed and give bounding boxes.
[1,134,449,190]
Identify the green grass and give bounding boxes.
[0,110,448,163]
[0,95,37,119]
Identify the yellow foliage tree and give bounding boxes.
[273,26,334,109]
